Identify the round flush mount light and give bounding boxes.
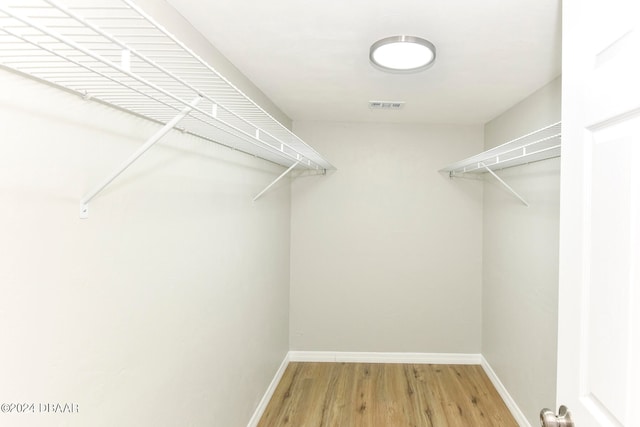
[369,35,436,73]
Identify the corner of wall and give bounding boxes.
[481,76,561,426]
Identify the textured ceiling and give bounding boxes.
[166,0,562,125]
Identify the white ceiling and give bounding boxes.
[166,0,562,125]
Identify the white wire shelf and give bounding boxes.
[440,122,561,176]
[0,0,334,172]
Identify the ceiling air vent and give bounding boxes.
[369,101,405,110]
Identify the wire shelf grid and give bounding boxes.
[440,122,561,176]
[0,0,333,171]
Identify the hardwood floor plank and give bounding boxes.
[257,362,517,427]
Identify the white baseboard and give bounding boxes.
[480,356,532,427]
[288,350,482,365]
[246,353,290,427]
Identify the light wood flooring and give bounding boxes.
[257,362,518,427]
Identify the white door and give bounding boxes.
[554,0,640,425]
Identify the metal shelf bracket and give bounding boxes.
[439,122,560,207]
[0,0,334,216]
[480,162,529,207]
[79,96,202,219]
[253,161,300,202]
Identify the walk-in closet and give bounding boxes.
[1,1,637,426]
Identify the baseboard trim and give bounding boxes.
[480,356,531,427]
[246,353,290,427]
[288,351,482,365]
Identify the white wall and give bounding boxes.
[290,121,484,353]
[482,76,561,426]
[0,4,293,423]
[135,0,291,129]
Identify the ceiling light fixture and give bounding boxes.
[369,35,436,73]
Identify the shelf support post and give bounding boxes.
[480,162,529,207]
[79,96,202,218]
[253,161,300,202]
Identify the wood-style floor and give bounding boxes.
[257,362,518,427]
